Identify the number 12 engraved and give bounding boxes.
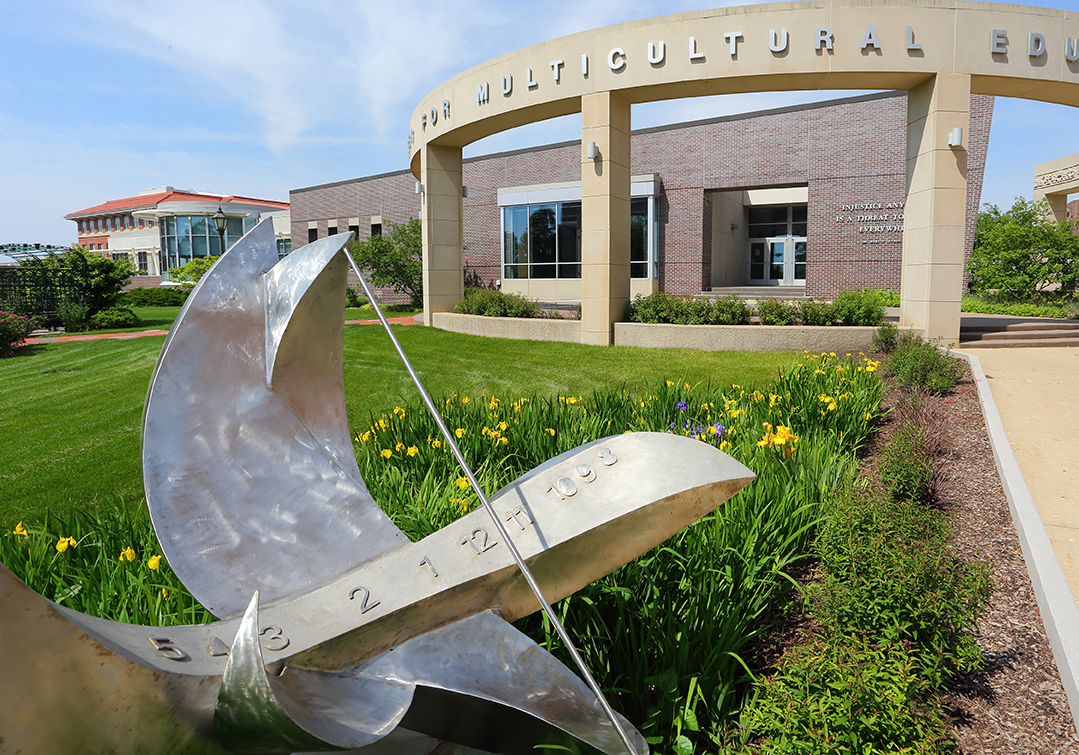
[461,528,497,554]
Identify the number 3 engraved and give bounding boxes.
[148,636,188,661]
[461,528,497,554]
[348,586,381,614]
[259,625,290,652]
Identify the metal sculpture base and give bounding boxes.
[0,222,755,755]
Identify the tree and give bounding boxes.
[351,218,423,308]
[20,246,136,314]
[167,256,219,284]
[968,197,1079,299]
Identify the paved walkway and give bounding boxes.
[25,316,417,345]
[957,346,1079,606]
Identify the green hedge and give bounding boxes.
[119,287,191,308]
[454,288,545,318]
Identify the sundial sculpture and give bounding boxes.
[0,220,755,755]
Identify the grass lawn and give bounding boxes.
[0,324,797,522]
[345,305,422,320]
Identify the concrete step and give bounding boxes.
[961,328,1079,342]
[702,287,809,300]
[960,320,1079,334]
[958,336,1079,348]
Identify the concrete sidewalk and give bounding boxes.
[957,346,1079,606]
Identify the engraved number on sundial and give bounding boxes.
[597,447,618,466]
[259,625,290,652]
[575,463,596,482]
[505,507,534,530]
[348,586,381,613]
[148,636,188,662]
[547,476,578,499]
[419,555,438,577]
[461,528,497,554]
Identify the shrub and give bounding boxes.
[831,288,886,326]
[961,294,1077,319]
[712,295,751,325]
[19,247,136,315]
[454,288,542,318]
[351,218,423,308]
[345,286,367,308]
[797,298,834,326]
[873,321,899,352]
[879,424,934,502]
[874,289,901,307]
[888,334,966,394]
[626,293,750,325]
[57,301,89,332]
[756,298,795,325]
[0,311,34,354]
[88,307,142,331]
[119,287,191,307]
[166,256,218,284]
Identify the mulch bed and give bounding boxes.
[860,361,1079,753]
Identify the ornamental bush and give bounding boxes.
[756,297,796,325]
[88,307,142,331]
[57,301,89,333]
[879,424,935,502]
[119,287,191,307]
[0,311,34,354]
[454,288,543,318]
[796,298,834,326]
[888,334,966,394]
[351,218,423,308]
[831,288,887,326]
[625,293,750,325]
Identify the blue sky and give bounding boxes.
[2,0,1077,246]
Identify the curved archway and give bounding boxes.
[409,1,1079,344]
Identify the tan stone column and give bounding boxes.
[420,143,463,326]
[900,74,970,346]
[1033,188,1069,222]
[580,92,631,346]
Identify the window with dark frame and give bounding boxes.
[370,223,382,237]
[308,227,318,243]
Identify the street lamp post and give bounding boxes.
[212,207,228,256]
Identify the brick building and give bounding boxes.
[291,91,993,302]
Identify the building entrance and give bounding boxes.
[747,204,806,287]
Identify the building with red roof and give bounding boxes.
[65,187,290,283]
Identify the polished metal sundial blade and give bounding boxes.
[142,220,407,619]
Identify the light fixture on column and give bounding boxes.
[947,127,963,147]
[586,141,598,160]
[462,186,468,198]
[415,181,425,194]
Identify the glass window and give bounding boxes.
[631,197,649,279]
[748,206,788,238]
[371,223,382,237]
[227,217,243,240]
[750,242,766,280]
[308,228,318,243]
[349,224,359,237]
[137,251,148,273]
[277,238,292,259]
[177,235,191,266]
[192,234,208,257]
[503,206,528,279]
[529,205,556,278]
[557,202,581,279]
[327,223,338,236]
[792,205,808,236]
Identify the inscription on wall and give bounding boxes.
[835,201,905,244]
[1034,165,1079,189]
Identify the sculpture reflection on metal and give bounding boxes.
[0,220,756,755]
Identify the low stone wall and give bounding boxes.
[431,312,581,343]
[614,322,915,353]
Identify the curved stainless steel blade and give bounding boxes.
[143,223,407,619]
[0,561,226,754]
[363,611,648,755]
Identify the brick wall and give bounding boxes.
[290,91,993,302]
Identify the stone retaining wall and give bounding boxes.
[431,312,581,343]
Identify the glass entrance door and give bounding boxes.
[749,236,807,285]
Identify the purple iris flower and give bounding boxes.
[714,423,726,436]
[676,401,687,412]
